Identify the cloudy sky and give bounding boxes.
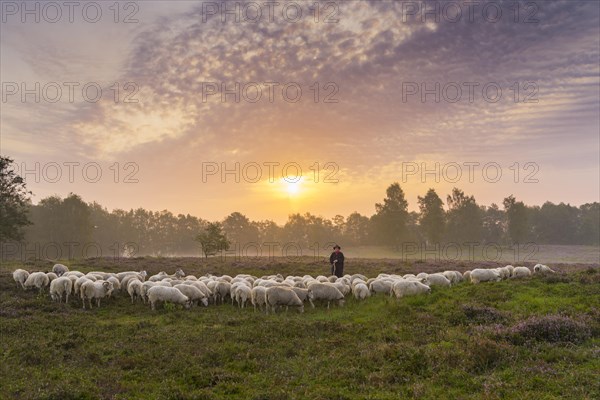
[1,0,598,223]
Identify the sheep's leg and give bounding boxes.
[151,301,156,310]
[309,298,315,309]
[327,301,330,309]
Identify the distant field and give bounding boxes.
[1,258,599,400]
[344,245,600,265]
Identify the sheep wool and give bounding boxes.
[265,286,304,314]
[512,266,532,278]
[307,283,345,309]
[12,269,29,290]
[49,276,73,303]
[147,286,191,310]
[470,269,501,284]
[391,280,431,298]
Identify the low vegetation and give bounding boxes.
[1,258,599,400]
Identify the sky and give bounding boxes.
[1,0,599,224]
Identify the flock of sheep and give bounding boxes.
[11,263,555,313]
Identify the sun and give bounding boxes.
[286,180,301,195]
[282,177,303,196]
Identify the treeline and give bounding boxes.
[6,183,599,259]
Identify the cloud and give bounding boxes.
[1,0,598,218]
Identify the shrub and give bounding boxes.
[462,304,507,325]
[508,315,591,345]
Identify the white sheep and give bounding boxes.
[147,286,191,310]
[265,286,304,314]
[533,264,555,274]
[46,272,58,282]
[65,271,84,278]
[186,281,213,298]
[463,270,471,281]
[141,281,158,302]
[74,276,94,295]
[121,272,146,289]
[251,286,267,312]
[12,269,29,289]
[174,284,208,307]
[470,269,501,284]
[80,280,114,309]
[49,276,73,303]
[332,281,351,296]
[369,279,394,295]
[290,287,309,303]
[350,274,368,284]
[116,270,147,281]
[148,273,166,282]
[512,266,532,278]
[307,283,345,309]
[214,281,232,304]
[352,283,370,300]
[424,273,451,287]
[106,276,121,296]
[442,271,462,284]
[391,280,431,298]
[127,279,144,303]
[52,263,69,277]
[233,284,251,308]
[416,272,428,280]
[24,272,50,293]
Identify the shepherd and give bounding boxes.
[329,245,345,278]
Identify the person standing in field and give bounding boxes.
[329,245,345,278]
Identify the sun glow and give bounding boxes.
[285,178,303,196]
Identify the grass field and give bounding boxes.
[1,257,599,400]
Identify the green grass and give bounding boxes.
[1,259,599,400]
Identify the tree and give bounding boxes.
[503,195,529,245]
[373,183,409,249]
[254,220,282,243]
[0,156,32,242]
[577,203,600,245]
[482,203,505,244]
[195,222,230,258]
[532,202,579,244]
[344,212,370,245]
[417,188,445,244]
[222,212,259,247]
[445,188,483,243]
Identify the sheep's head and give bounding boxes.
[103,281,114,294]
[184,299,192,309]
[140,270,148,278]
[175,269,185,278]
[201,298,209,307]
